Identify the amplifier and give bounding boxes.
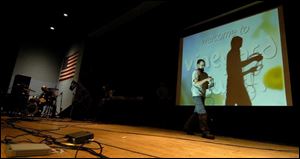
[65,131,94,144]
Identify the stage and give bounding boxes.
[1,116,298,158]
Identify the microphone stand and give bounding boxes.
[54,91,63,118]
[59,92,63,114]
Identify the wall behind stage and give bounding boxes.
[8,42,63,97]
[56,43,84,114]
[7,40,84,115]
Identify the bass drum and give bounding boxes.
[26,103,39,116]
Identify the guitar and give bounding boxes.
[39,97,47,105]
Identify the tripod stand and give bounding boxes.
[57,92,63,115]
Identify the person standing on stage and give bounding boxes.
[184,59,215,139]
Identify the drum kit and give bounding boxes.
[25,87,59,117]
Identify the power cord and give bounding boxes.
[2,117,108,158]
[74,139,104,158]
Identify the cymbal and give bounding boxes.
[48,88,59,90]
[24,88,36,92]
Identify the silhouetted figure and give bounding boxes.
[184,59,215,139]
[70,80,93,120]
[226,36,263,106]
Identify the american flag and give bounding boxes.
[59,52,79,81]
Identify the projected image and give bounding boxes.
[177,8,292,106]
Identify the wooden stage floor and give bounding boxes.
[1,116,298,158]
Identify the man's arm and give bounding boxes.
[241,58,256,67]
[241,53,263,67]
[192,71,211,87]
[242,66,259,76]
[193,78,211,87]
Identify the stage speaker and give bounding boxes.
[11,74,31,95]
[9,74,31,112]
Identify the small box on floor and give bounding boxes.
[6,143,51,157]
[65,131,94,144]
